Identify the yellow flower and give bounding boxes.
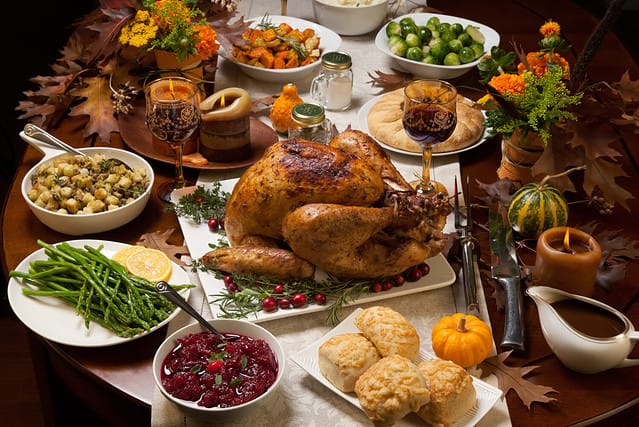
[119,10,158,48]
[488,73,526,95]
[540,20,561,38]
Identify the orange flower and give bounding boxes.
[194,25,219,59]
[540,20,561,38]
[518,52,570,79]
[488,73,526,95]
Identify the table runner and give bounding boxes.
[152,2,510,424]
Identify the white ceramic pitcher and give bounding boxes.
[526,286,639,374]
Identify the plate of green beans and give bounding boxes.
[7,240,193,347]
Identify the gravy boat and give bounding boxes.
[526,286,639,374]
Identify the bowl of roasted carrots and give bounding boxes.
[223,15,342,83]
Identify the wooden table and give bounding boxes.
[3,1,639,425]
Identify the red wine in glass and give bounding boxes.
[402,104,457,146]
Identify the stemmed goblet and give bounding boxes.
[144,77,201,202]
[402,79,457,194]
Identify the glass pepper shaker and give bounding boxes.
[310,51,353,111]
[288,103,332,144]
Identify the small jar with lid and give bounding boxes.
[310,51,353,111]
[288,103,332,144]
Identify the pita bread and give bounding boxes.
[367,88,485,154]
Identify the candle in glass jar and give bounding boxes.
[533,226,602,296]
[199,88,252,162]
[149,78,196,102]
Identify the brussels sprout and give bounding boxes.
[443,52,461,66]
[401,21,418,37]
[466,25,485,44]
[451,23,464,36]
[428,39,449,62]
[388,35,408,57]
[421,54,437,64]
[457,32,473,47]
[418,26,432,45]
[459,46,477,63]
[399,17,417,27]
[386,21,402,38]
[426,16,441,29]
[470,43,485,58]
[405,33,421,48]
[448,39,464,54]
[438,22,452,33]
[406,46,424,61]
[440,30,456,43]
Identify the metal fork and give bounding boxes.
[454,175,480,315]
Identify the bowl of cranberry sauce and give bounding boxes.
[153,319,285,414]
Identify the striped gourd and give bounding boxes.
[507,182,568,238]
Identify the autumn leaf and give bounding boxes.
[582,156,633,212]
[614,70,639,104]
[136,229,189,267]
[479,351,559,409]
[367,69,414,94]
[68,76,120,143]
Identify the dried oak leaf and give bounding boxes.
[68,76,120,143]
[479,351,558,409]
[614,70,639,104]
[367,69,414,94]
[136,229,189,267]
[580,221,639,290]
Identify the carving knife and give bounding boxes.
[489,203,525,351]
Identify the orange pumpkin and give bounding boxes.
[431,313,493,368]
[269,83,303,134]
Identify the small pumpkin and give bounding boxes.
[507,180,568,239]
[270,83,303,134]
[431,313,493,368]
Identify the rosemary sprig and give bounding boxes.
[166,182,230,224]
[257,14,309,59]
[207,270,373,325]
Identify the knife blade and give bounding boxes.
[454,176,480,316]
[489,202,525,351]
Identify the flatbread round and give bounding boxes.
[367,88,485,154]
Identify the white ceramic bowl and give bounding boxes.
[20,134,154,236]
[312,0,389,36]
[153,319,286,417]
[375,12,500,79]
[221,15,341,83]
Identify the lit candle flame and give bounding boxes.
[168,78,176,99]
[563,228,571,252]
[220,93,226,108]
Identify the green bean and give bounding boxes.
[9,240,195,338]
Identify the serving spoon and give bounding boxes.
[22,123,133,171]
[155,281,227,341]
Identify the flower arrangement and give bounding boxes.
[475,20,639,213]
[477,21,583,144]
[119,0,222,62]
[17,0,248,144]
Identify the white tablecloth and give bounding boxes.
[151,1,511,426]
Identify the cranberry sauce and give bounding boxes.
[161,331,279,408]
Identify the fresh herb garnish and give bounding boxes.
[166,182,229,224]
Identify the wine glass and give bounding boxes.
[402,79,457,194]
[144,77,201,202]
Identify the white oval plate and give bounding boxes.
[357,94,490,157]
[7,240,191,347]
[375,12,500,80]
[220,15,342,83]
[291,308,503,427]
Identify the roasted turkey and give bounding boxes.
[202,130,452,279]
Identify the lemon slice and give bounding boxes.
[124,248,173,282]
[111,245,146,266]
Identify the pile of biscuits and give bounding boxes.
[318,306,476,427]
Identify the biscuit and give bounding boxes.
[354,306,420,361]
[318,332,381,392]
[355,354,431,427]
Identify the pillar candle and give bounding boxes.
[199,88,252,162]
[533,226,602,296]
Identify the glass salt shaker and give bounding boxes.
[310,51,353,111]
[288,103,332,144]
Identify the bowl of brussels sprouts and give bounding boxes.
[375,13,500,79]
